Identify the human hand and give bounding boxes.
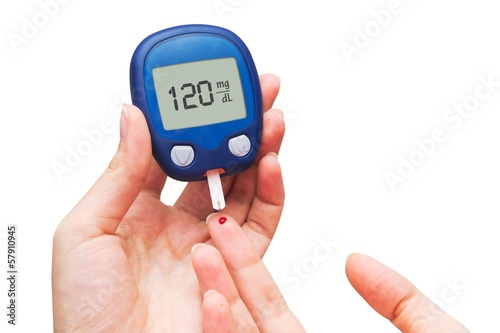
[346,254,470,332]
[52,74,285,332]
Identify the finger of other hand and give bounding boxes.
[345,253,470,333]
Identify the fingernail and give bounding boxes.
[191,243,205,255]
[275,108,285,120]
[267,152,279,160]
[273,74,281,84]
[203,289,218,299]
[120,104,130,140]
[346,253,354,264]
[205,212,217,224]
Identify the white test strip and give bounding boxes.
[206,169,226,210]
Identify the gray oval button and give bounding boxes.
[228,135,251,157]
[171,146,194,167]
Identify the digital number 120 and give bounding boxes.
[168,80,214,111]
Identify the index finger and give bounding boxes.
[345,254,470,333]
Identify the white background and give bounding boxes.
[1,0,499,332]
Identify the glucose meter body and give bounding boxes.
[130,24,262,182]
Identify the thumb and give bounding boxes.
[345,253,470,333]
[58,104,152,237]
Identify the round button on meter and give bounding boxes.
[130,24,262,182]
[228,135,252,157]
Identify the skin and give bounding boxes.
[52,73,470,332]
[345,254,470,333]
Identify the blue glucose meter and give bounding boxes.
[130,24,262,182]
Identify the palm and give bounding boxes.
[108,197,205,331]
[103,171,235,331]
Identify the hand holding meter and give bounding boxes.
[130,25,262,210]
